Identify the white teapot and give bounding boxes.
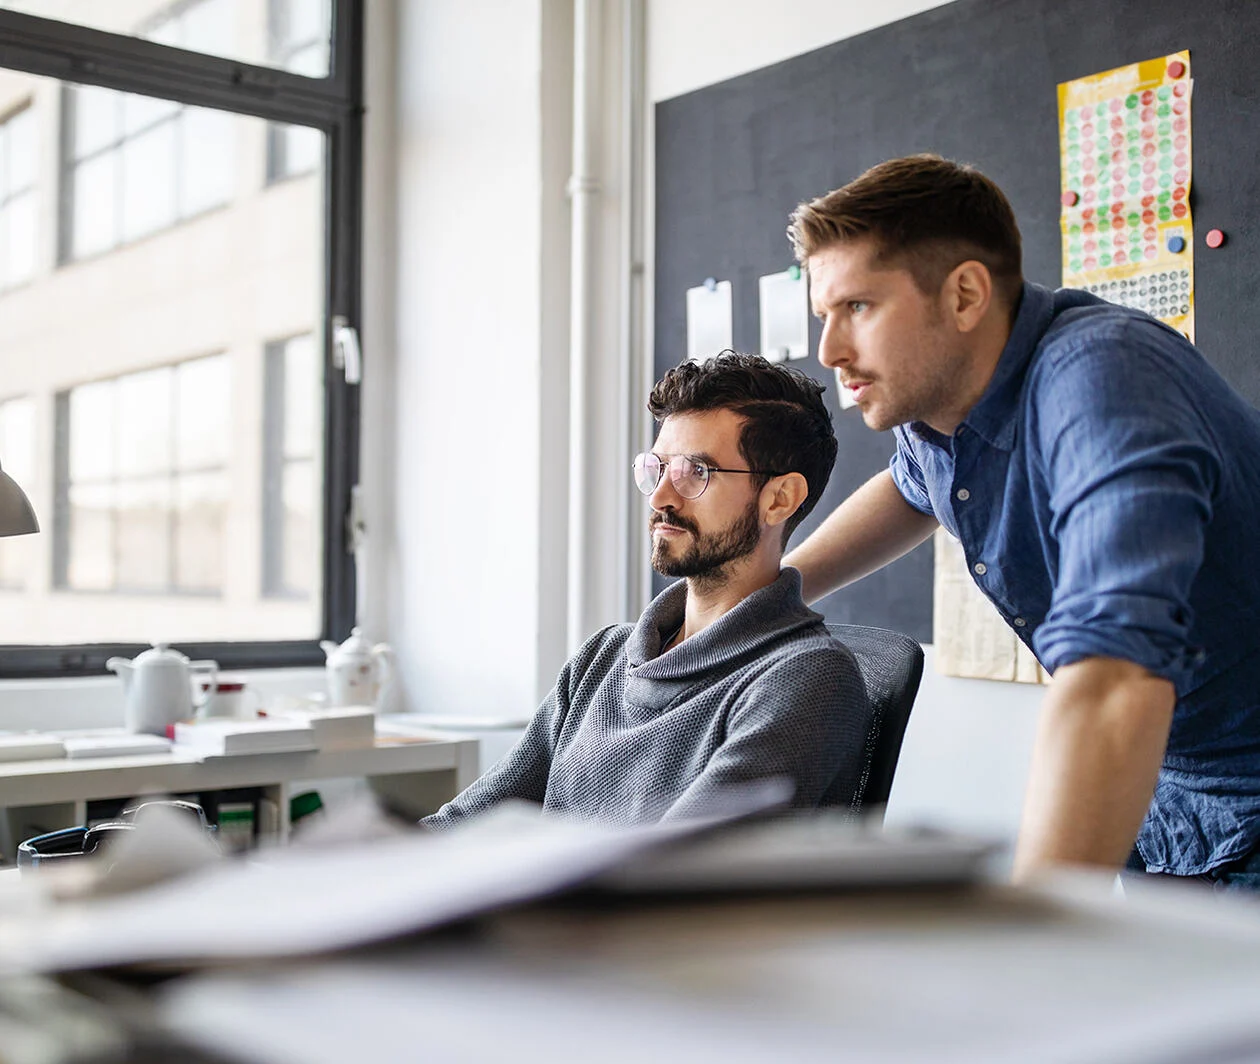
[319,627,393,708]
[106,643,219,735]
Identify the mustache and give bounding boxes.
[651,511,698,535]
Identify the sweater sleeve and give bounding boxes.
[658,640,872,823]
[420,666,575,832]
[420,627,623,830]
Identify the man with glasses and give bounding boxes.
[424,352,872,828]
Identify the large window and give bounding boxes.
[0,104,36,289]
[0,0,362,674]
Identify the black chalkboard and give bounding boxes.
[653,0,1260,643]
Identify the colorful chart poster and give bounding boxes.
[1058,51,1194,340]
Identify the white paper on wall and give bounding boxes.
[757,268,809,363]
[685,279,733,363]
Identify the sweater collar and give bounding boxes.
[625,567,821,686]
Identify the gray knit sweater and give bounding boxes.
[422,568,872,829]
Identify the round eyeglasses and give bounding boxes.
[632,452,785,500]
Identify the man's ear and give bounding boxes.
[761,473,808,530]
[945,260,993,334]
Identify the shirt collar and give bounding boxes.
[908,281,1055,453]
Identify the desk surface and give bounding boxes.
[0,736,480,808]
[156,876,1260,1064]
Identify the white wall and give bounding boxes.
[646,0,957,103]
[374,0,576,720]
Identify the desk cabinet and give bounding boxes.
[0,737,479,861]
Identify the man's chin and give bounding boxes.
[650,548,685,577]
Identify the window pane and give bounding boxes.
[71,152,117,259]
[67,88,247,257]
[0,397,35,486]
[180,106,234,216]
[4,72,327,643]
[175,471,226,592]
[281,459,315,596]
[67,381,114,482]
[71,84,119,159]
[121,121,176,241]
[4,192,35,286]
[122,90,178,138]
[275,122,323,181]
[283,335,318,458]
[180,0,237,63]
[176,355,229,470]
[7,107,35,190]
[66,482,113,590]
[286,42,327,80]
[115,477,170,591]
[116,368,171,478]
[0,0,329,76]
[283,0,327,49]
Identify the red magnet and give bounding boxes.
[1205,228,1226,248]
[1167,59,1186,78]
[1061,190,1079,207]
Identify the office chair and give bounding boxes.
[827,623,924,815]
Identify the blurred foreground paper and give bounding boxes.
[0,781,789,974]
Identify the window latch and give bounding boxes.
[332,316,362,384]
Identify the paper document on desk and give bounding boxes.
[0,781,790,975]
[596,815,999,894]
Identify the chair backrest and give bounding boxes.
[827,623,924,815]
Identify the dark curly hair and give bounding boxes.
[647,351,837,543]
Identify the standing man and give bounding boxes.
[784,153,1260,888]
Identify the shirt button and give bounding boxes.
[1013,617,1027,628]
[956,488,971,501]
[973,562,987,576]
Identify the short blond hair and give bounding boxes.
[788,154,1024,308]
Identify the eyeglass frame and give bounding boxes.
[632,451,788,500]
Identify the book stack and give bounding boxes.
[172,719,317,757]
[61,732,172,759]
[262,705,376,751]
[0,733,66,762]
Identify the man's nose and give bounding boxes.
[817,320,853,369]
[650,469,684,509]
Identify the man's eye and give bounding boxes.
[849,301,869,314]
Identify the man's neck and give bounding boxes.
[678,555,780,644]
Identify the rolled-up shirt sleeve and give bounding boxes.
[889,429,936,517]
[1030,323,1220,685]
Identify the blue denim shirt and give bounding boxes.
[891,282,1260,875]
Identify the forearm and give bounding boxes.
[1013,657,1175,880]
[783,470,938,603]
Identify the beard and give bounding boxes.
[650,499,762,587]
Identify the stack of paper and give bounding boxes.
[61,732,172,759]
[262,706,375,751]
[0,733,66,762]
[173,719,316,756]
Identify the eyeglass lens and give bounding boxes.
[633,453,709,499]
